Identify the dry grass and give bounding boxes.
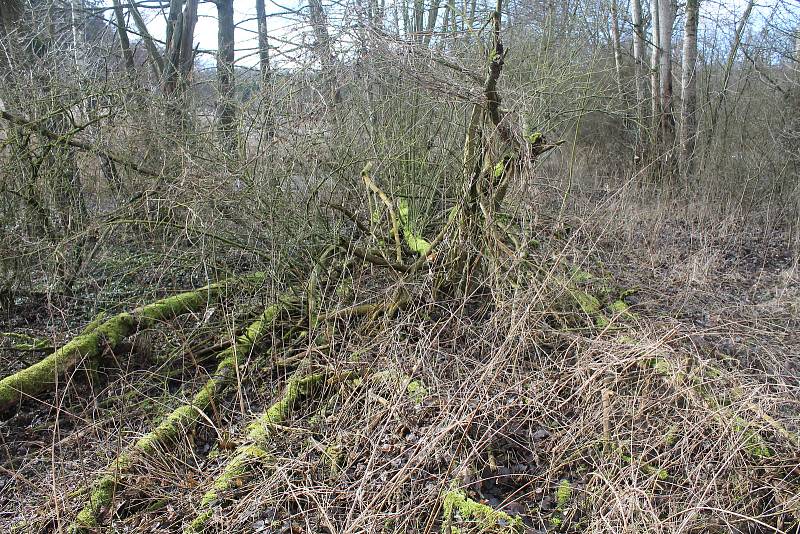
[1,182,798,533]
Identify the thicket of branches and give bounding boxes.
[0,0,797,297]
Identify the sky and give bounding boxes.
[126,0,305,68]
[112,0,797,69]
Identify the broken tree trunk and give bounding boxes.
[0,273,264,416]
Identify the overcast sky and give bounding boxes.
[128,0,304,68]
[118,0,795,69]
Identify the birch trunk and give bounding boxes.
[679,0,699,178]
[609,0,623,100]
[630,0,647,158]
[650,0,661,139]
[657,0,676,150]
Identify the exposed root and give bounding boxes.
[0,273,264,415]
[69,302,282,532]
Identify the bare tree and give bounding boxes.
[630,0,647,158]
[215,0,236,143]
[679,0,699,178]
[707,0,754,140]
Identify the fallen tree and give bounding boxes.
[4,2,798,532]
[184,371,333,532]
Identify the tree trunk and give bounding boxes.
[0,274,265,415]
[112,0,135,76]
[657,0,676,152]
[413,0,424,40]
[609,0,623,100]
[216,0,236,144]
[424,0,440,45]
[256,0,271,87]
[679,0,699,179]
[650,0,661,140]
[165,0,183,54]
[178,0,198,79]
[126,0,164,78]
[163,0,198,96]
[630,0,647,160]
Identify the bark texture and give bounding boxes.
[679,0,699,178]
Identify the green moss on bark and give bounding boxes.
[185,372,328,532]
[442,486,523,533]
[70,300,278,532]
[398,198,432,256]
[0,273,264,415]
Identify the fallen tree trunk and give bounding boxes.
[0,273,264,416]
[70,301,284,532]
[185,366,424,532]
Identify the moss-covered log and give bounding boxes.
[0,274,263,416]
[69,302,282,532]
[184,371,331,533]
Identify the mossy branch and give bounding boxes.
[69,301,283,532]
[0,273,264,416]
[362,163,403,263]
[442,485,523,533]
[184,371,336,533]
[398,198,432,256]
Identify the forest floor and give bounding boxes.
[1,192,798,533]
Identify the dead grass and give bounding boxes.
[1,183,799,534]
